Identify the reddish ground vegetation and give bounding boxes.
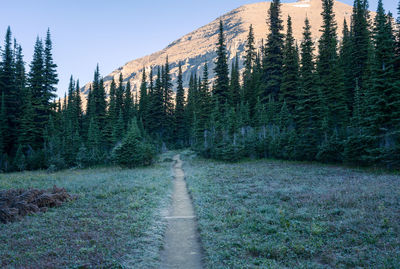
[0,186,76,223]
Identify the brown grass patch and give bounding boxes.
[0,186,77,223]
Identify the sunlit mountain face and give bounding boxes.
[80,0,354,102]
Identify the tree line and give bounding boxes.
[184,0,400,168]
[1,0,399,172]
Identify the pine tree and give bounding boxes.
[146,67,154,125]
[163,58,173,115]
[213,20,230,107]
[340,19,355,112]
[124,80,134,127]
[229,56,240,107]
[116,73,124,117]
[317,0,348,131]
[14,42,25,118]
[109,78,117,123]
[185,73,196,144]
[86,86,94,122]
[281,15,299,113]
[90,65,107,128]
[244,24,256,82]
[28,37,46,149]
[67,76,75,111]
[145,68,156,135]
[296,17,320,160]
[262,0,284,102]
[97,78,107,130]
[194,63,212,144]
[364,0,398,164]
[175,62,186,147]
[139,68,148,123]
[43,29,58,112]
[243,25,258,118]
[0,27,18,154]
[112,117,154,168]
[162,57,174,141]
[350,0,371,100]
[74,80,83,133]
[148,67,164,136]
[102,78,116,147]
[249,50,264,122]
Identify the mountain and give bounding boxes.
[81,0,354,101]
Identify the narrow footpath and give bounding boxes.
[160,154,203,269]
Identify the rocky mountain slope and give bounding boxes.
[81,0,354,101]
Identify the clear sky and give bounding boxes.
[0,0,397,97]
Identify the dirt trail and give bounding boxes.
[160,154,203,269]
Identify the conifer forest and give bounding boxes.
[1,0,399,172]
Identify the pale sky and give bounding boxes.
[0,0,397,97]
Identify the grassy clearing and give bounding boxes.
[183,157,400,268]
[0,162,173,268]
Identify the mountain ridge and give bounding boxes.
[80,0,355,103]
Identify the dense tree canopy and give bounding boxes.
[1,0,399,172]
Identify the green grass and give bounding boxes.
[0,163,173,268]
[183,157,400,268]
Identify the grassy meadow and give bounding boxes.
[183,156,400,268]
[1,150,400,268]
[0,162,173,268]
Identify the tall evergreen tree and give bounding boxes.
[28,37,46,148]
[243,25,258,117]
[195,63,212,143]
[213,20,230,107]
[43,29,58,112]
[92,66,107,129]
[281,15,299,113]
[139,68,148,123]
[262,0,284,102]
[116,73,124,115]
[74,80,83,133]
[243,24,256,82]
[175,62,186,147]
[124,80,134,127]
[162,57,174,141]
[317,0,348,131]
[14,43,25,102]
[105,78,117,146]
[229,56,240,107]
[350,0,371,97]
[297,17,320,160]
[365,0,398,156]
[108,78,117,124]
[339,19,355,112]
[185,73,197,143]
[0,27,18,153]
[148,67,164,136]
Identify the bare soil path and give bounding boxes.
[160,154,203,269]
